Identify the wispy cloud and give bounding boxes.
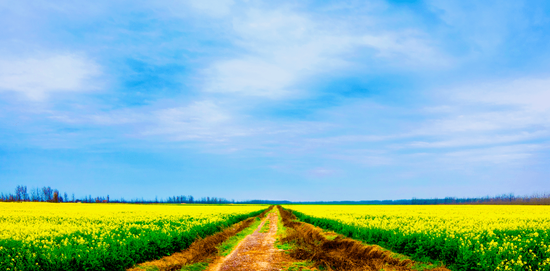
[0,54,100,100]
[443,144,544,165]
[201,7,350,98]
[151,0,235,18]
[453,78,550,113]
[306,167,338,178]
[143,101,249,141]
[200,4,450,98]
[428,0,523,52]
[359,31,451,67]
[408,131,549,149]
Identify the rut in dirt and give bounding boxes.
[209,211,283,271]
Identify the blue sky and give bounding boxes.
[1,0,550,201]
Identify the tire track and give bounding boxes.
[208,211,280,271]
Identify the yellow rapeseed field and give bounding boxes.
[0,202,266,271]
[284,205,550,271]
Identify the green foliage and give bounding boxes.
[276,209,286,237]
[275,242,294,251]
[0,209,266,271]
[137,266,159,271]
[289,209,550,271]
[180,262,209,271]
[284,261,316,271]
[261,218,271,233]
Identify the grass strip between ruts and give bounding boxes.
[177,207,273,270]
[260,215,271,233]
[180,262,209,271]
[218,217,263,256]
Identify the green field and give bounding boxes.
[284,205,550,271]
[0,203,266,271]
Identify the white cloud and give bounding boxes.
[203,58,295,98]
[427,0,522,52]
[202,8,350,98]
[143,100,248,141]
[0,54,100,100]
[328,153,393,167]
[201,5,449,98]
[359,31,450,67]
[306,167,337,178]
[455,78,550,113]
[412,77,550,138]
[148,0,235,18]
[416,112,533,134]
[187,0,234,17]
[409,131,549,149]
[443,144,542,164]
[232,8,315,44]
[307,134,405,145]
[394,77,550,166]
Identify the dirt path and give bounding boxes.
[130,206,448,271]
[208,210,282,271]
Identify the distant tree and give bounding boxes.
[15,185,28,202]
[30,188,39,201]
[53,190,59,203]
[14,186,20,201]
[42,187,53,202]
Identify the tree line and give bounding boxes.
[2,185,549,205]
[238,194,550,205]
[1,185,234,204]
[409,193,550,205]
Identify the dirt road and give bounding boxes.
[208,210,282,271]
[131,206,450,271]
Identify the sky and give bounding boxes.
[1,0,550,201]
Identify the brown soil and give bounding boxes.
[208,210,291,271]
[127,206,273,271]
[277,206,451,271]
